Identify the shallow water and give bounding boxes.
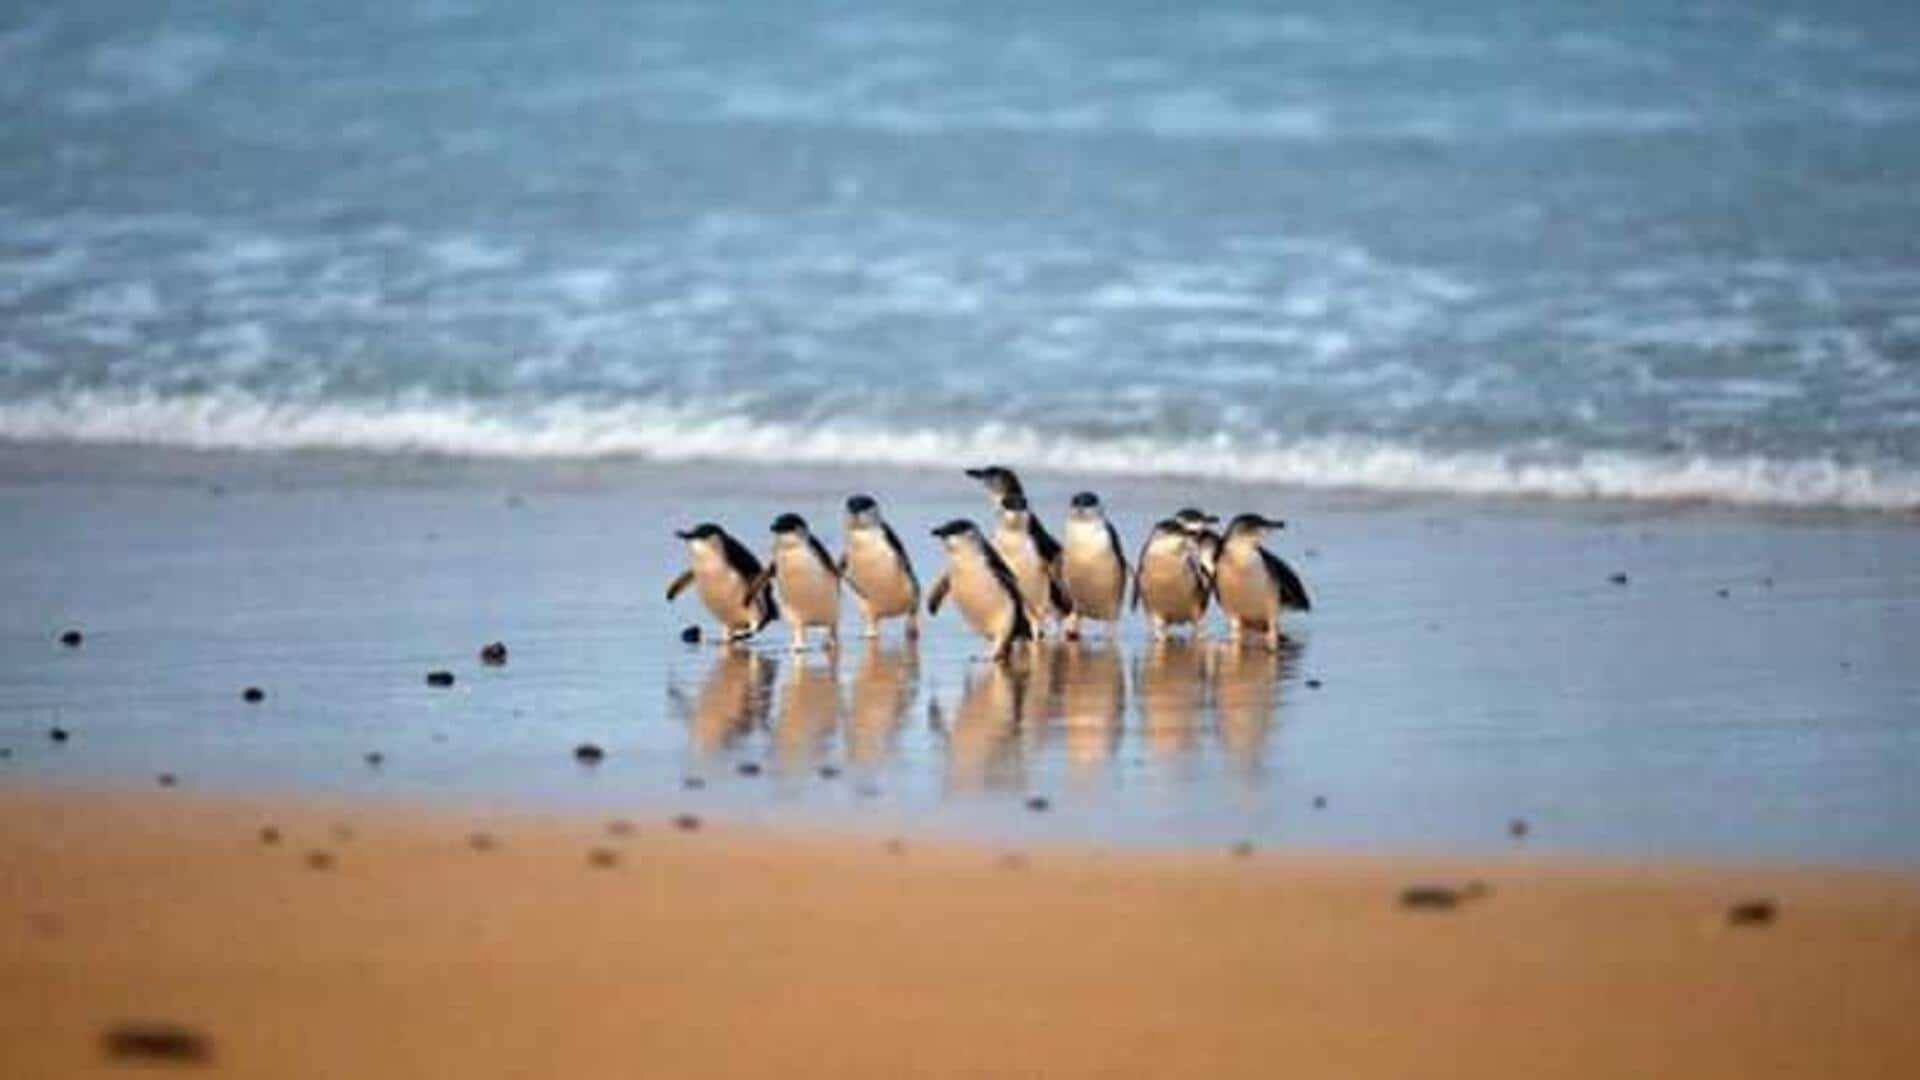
[3,458,1915,862]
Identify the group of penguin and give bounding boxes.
[666,466,1312,663]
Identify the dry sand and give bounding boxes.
[3,789,1917,1078]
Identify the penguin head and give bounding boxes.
[1224,513,1285,541]
[769,513,810,545]
[995,493,1030,528]
[965,465,1023,499]
[1068,491,1104,519]
[931,519,984,551]
[1173,508,1219,534]
[1147,518,1192,552]
[844,494,879,527]
[676,522,726,548]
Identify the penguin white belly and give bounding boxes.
[691,547,755,627]
[845,533,915,616]
[1215,552,1277,625]
[1061,539,1122,620]
[1139,555,1205,622]
[992,527,1052,615]
[776,549,840,627]
[952,562,1018,640]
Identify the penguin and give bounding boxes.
[1059,490,1128,640]
[839,494,921,640]
[1132,518,1213,642]
[666,523,777,642]
[1172,507,1223,578]
[1213,513,1312,651]
[991,494,1072,637]
[750,514,842,653]
[927,519,1034,663]
[964,464,1064,565]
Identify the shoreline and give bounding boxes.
[4,787,1918,1078]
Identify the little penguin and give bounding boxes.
[839,494,921,640]
[751,514,842,653]
[1132,518,1213,642]
[667,523,778,642]
[1213,513,1312,650]
[964,464,1064,565]
[1059,491,1128,640]
[991,494,1072,637]
[1172,507,1222,578]
[927,519,1033,664]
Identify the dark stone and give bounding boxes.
[673,813,702,832]
[305,850,335,871]
[1312,795,1327,810]
[258,826,281,845]
[573,743,605,764]
[587,847,619,869]
[1508,818,1529,839]
[242,686,265,703]
[1230,841,1255,858]
[1305,678,1323,690]
[364,752,384,767]
[156,773,177,788]
[682,775,707,790]
[59,629,83,648]
[1727,899,1777,927]
[1399,885,1461,911]
[735,761,762,777]
[425,670,455,687]
[48,726,69,743]
[680,625,702,645]
[1608,572,1630,586]
[101,1022,212,1064]
[479,641,508,666]
[817,764,842,780]
[469,832,497,852]
[1024,795,1051,813]
[606,819,635,837]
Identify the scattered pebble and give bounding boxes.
[1312,795,1327,810]
[884,838,907,856]
[0,748,11,759]
[1727,899,1777,927]
[304,850,335,871]
[1230,841,1255,858]
[59,629,83,648]
[258,826,281,845]
[1608,572,1630,586]
[364,752,384,768]
[468,832,498,852]
[101,1022,212,1065]
[156,773,177,788]
[573,743,605,764]
[48,726,69,743]
[817,764,842,780]
[735,761,762,777]
[1762,576,1776,588]
[997,853,1029,872]
[1024,795,1052,813]
[479,641,508,666]
[1305,678,1323,690]
[673,813,702,832]
[680,625,702,645]
[425,670,455,688]
[682,775,707,790]
[330,824,355,843]
[606,819,635,837]
[242,687,265,703]
[1716,588,1730,599]
[1508,818,1529,839]
[1461,881,1493,900]
[586,847,619,869]
[1399,885,1461,911]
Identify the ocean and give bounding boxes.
[3,0,1919,510]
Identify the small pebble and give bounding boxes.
[1461,881,1492,900]
[1508,818,1529,839]
[735,761,762,777]
[817,764,842,780]
[606,819,635,837]
[156,773,177,788]
[1726,899,1777,927]
[682,775,707,790]
[330,824,356,843]
[673,813,702,832]
[1312,795,1327,810]
[997,853,1029,871]
[1305,678,1323,690]
[59,629,84,648]
[468,832,498,852]
[258,826,281,845]
[1608,572,1630,586]
[364,752,384,768]
[101,1023,212,1064]
[884,838,906,856]
[1024,795,1051,813]
[1399,885,1461,911]
[1716,588,1730,598]
[680,625,702,645]
[242,686,264,703]
[479,641,508,666]
[304,850,335,871]
[586,847,619,869]
[574,743,605,764]
[1230,841,1255,858]
[48,726,69,743]
[425,670,455,688]
[0,748,11,759]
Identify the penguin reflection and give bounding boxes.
[1133,638,1207,758]
[1212,640,1294,780]
[681,645,777,756]
[773,652,845,773]
[849,639,918,768]
[938,661,1030,793]
[1054,639,1124,779]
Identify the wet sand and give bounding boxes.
[3,788,1918,1078]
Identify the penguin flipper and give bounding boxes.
[836,551,868,601]
[1262,548,1312,612]
[927,572,951,615]
[665,569,694,601]
[746,565,776,604]
[1047,571,1073,617]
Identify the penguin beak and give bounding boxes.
[964,468,988,480]
[1261,516,1286,530]
[674,529,695,540]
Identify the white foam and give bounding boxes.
[2,391,1916,514]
